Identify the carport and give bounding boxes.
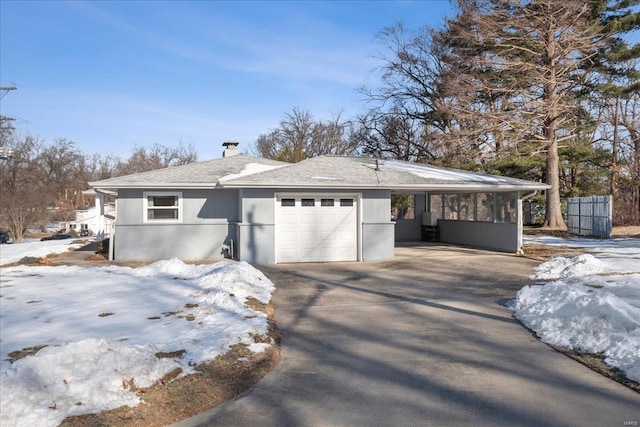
[394,190,530,253]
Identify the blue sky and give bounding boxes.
[1,1,453,159]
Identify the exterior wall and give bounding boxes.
[362,223,395,261]
[238,188,395,264]
[237,188,277,264]
[394,193,426,241]
[114,188,239,261]
[361,189,395,262]
[114,223,236,260]
[114,187,395,263]
[438,220,519,253]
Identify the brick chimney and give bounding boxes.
[222,141,239,157]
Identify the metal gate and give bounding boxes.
[566,195,612,238]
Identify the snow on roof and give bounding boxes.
[218,163,287,182]
[382,159,516,184]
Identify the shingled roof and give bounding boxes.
[90,154,549,192]
[89,154,287,189]
[219,156,549,192]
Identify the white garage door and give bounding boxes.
[276,195,358,263]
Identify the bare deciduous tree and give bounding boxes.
[115,142,198,176]
[254,107,359,162]
[0,135,48,242]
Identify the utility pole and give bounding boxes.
[0,84,17,100]
[0,84,17,159]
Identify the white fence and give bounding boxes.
[566,195,612,238]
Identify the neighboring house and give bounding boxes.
[67,198,115,237]
[89,142,549,263]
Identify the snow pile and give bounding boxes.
[0,259,275,427]
[531,254,606,279]
[0,238,88,266]
[511,244,640,383]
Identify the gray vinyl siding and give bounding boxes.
[395,193,427,241]
[361,189,395,261]
[438,220,519,252]
[114,188,239,261]
[117,188,239,224]
[237,188,395,264]
[114,223,236,260]
[113,187,395,263]
[237,188,277,264]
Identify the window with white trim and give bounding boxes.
[144,192,182,222]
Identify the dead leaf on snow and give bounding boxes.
[155,350,186,359]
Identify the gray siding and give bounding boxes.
[238,188,395,264]
[395,193,426,241]
[363,223,395,261]
[237,223,276,264]
[117,188,239,224]
[114,223,236,260]
[114,188,239,261]
[361,189,395,261]
[438,220,519,252]
[237,188,277,263]
[114,187,395,263]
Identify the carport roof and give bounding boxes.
[89,154,549,192]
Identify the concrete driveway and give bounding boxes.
[173,244,640,427]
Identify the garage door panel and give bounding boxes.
[276,195,358,263]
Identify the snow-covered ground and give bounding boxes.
[0,252,275,427]
[0,238,89,266]
[512,235,640,384]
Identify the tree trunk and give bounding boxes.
[610,97,619,197]
[542,49,567,229]
[544,130,566,228]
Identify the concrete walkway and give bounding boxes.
[173,244,639,427]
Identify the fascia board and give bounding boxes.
[89,182,216,190]
[218,182,550,191]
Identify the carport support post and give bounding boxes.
[517,191,523,254]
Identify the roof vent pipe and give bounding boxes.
[222,141,240,158]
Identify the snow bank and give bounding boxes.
[511,281,640,383]
[0,259,275,427]
[0,238,88,266]
[531,254,606,279]
[512,244,640,384]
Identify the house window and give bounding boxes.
[321,199,334,207]
[340,199,354,207]
[281,198,295,207]
[302,198,315,207]
[144,192,182,222]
